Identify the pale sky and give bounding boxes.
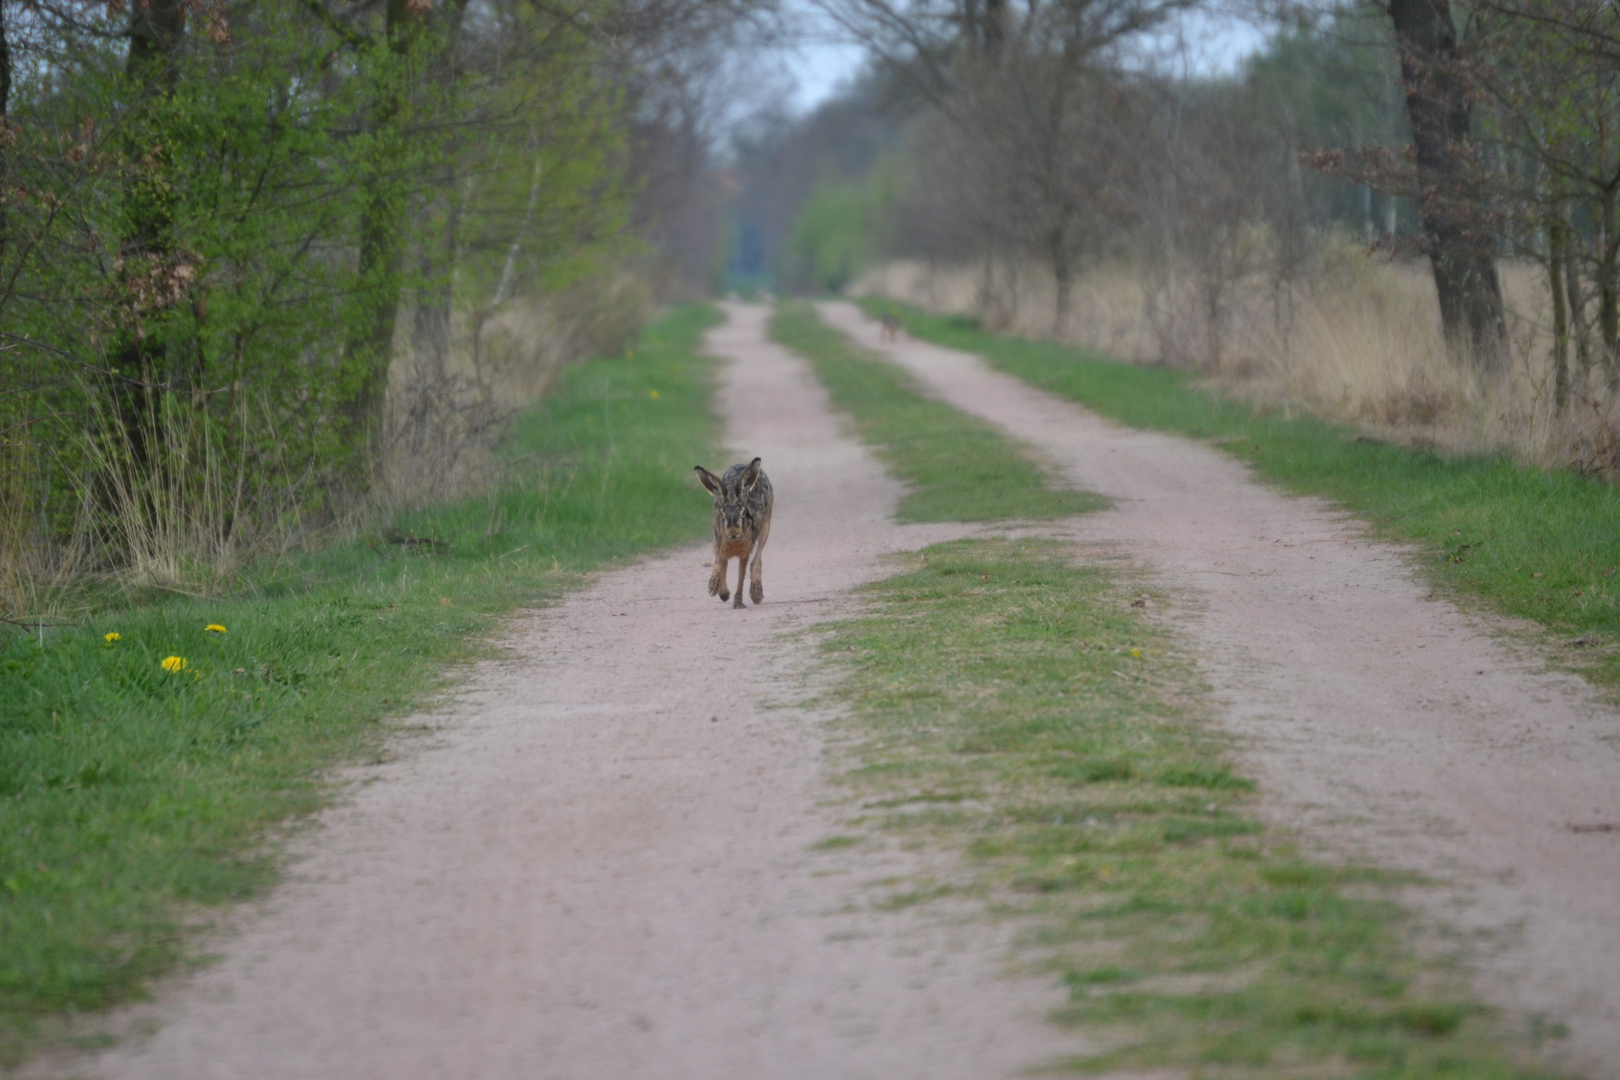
[780,6,1271,113]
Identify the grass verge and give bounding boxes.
[0,303,723,1063]
[770,303,1105,522]
[823,536,1564,1077]
[863,298,1620,687]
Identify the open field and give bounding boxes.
[0,304,723,1065]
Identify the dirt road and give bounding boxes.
[819,300,1620,1077]
[49,301,1620,1078]
[58,304,1079,1080]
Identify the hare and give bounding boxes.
[880,311,901,343]
[694,457,773,608]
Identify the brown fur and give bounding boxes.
[694,457,773,608]
[880,312,901,343]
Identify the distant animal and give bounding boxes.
[880,311,901,343]
[694,457,773,608]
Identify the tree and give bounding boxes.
[1388,0,1508,372]
[0,0,749,588]
[815,0,1200,328]
[1473,0,1620,397]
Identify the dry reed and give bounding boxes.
[76,385,315,595]
[856,253,1620,479]
[0,273,654,613]
[378,273,650,510]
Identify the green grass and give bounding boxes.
[0,303,724,1062]
[864,298,1620,687]
[823,537,1565,1077]
[770,303,1106,522]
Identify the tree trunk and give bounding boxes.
[982,0,1005,54]
[0,0,12,272]
[1549,209,1569,412]
[340,0,471,455]
[1204,274,1224,369]
[1050,226,1071,336]
[1601,187,1620,391]
[1389,0,1508,375]
[977,244,995,318]
[110,0,187,474]
[1566,242,1592,385]
[344,184,406,448]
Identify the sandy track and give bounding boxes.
[55,304,1080,1080]
[820,300,1620,1076]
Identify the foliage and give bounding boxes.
[1473,1,1620,401]
[725,78,906,292]
[783,173,890,293]
[0,0,640,605]
[743,8,1431,365]
[1244,11,1413,236]
[0,303,722,1062]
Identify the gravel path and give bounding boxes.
[43,300,1620,1079]
[56,304,1081,1080]
[819,299,1620,1077]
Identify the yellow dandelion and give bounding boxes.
[649,389,659,399]
[104,632,122,643]
[206,624,227,634]
[1130,648,1141,658]
[161,656,188,673]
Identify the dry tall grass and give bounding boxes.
[0,275,651,614]
[0,429,74,622]
[0,386,315,617]
[379,273,650,509]
[81,388,317,593]
[856,253,1620,479]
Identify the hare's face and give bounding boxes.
[719,495,751,540]
[695,459,764,541]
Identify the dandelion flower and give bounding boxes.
[1130,648,1141,658]
[161,656,188,673]
[206,624,227,634]
[104,632,122,643]
[649,389,659,399]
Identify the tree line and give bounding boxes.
[745,0,1620,417]
[0,0,748,600]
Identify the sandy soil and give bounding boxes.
[43,304,1085,1080]
[818,300,1620,1078]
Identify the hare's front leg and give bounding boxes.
[749,518,771,605]
[732,551,746,608]
[708,543,729,602]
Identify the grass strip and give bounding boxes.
[823,536,1564,1077]
[0,303,723,1062]
[770,303,1105,522]
[863,298,1620,688]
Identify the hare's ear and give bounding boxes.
[741,457,763,490]
[694,466,722,495]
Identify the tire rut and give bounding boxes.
[820,298,1620,1077]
